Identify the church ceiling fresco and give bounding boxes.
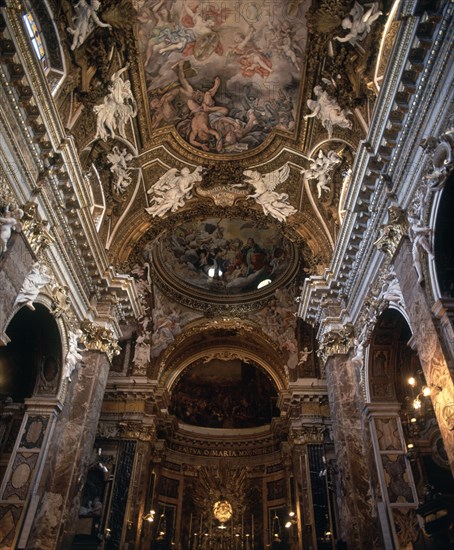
[153,217,296,297]
[137,0,309,154]
[42,0,391,409]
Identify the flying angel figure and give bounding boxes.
[145,166,203,217]
[67,0,111,51]
[243,163,297,223]
[334,2,382,47]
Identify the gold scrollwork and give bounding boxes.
[81,320,121,361]
[317,325,354,364]
[374,204,408,257]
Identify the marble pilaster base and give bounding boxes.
[326,354,383,549]
[23,350,110,550]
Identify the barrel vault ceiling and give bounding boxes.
[47,0,395,432]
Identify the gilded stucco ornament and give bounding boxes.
[49,284,72,318]
[197,162,247,206]
[290,426,326,445]
[118,421,156,441]
[317,325,354,365]
[80,320,121,361]
[374,203,408,257]
[20,201,55,256]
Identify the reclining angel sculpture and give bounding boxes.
[145,165,203,217]
[243,163,297,223]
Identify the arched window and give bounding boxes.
[22,1,66,94]
[23,11,47,70]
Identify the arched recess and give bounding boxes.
[0,303,62,400]
[366,309,454,549]
[155,323,287,392]
[432,171,454,302]
[0,303,62,485]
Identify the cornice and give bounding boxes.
[299,4,454,327]
[1,7,141,327]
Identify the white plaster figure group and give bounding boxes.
[303,150,342,198]
[243,163,297,223]
[304,86,352,138]
[67,0,111,51]
[334,2,382,47]
[106,146,136,194]
[94,66,137,142]
[14,262,53,311]
[145,165,203,217]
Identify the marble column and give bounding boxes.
[23,349,110,550]
[394,239,454,472]
[325,354,383,550]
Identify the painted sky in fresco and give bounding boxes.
[158,217,293,295]
[137,0,309,154]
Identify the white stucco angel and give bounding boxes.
[334,2,382,47]
[243,163,297,223]
[408,211,434,283]
[297,346,313,365]
[106,146,136,194]
[304,86,352,139]
[302,150,342,198]
[351,338,364,370]
[0,203,23,254]
[14,262,53,311]
[380,271,404,309]
[65,329,84,382]
[94,66,137,142]
[145,166,203,217]
[67,0,111,51]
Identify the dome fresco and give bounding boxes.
[153,216,297,300]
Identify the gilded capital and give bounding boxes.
[81,320,121,361]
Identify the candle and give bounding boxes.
[252,514,254,548]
